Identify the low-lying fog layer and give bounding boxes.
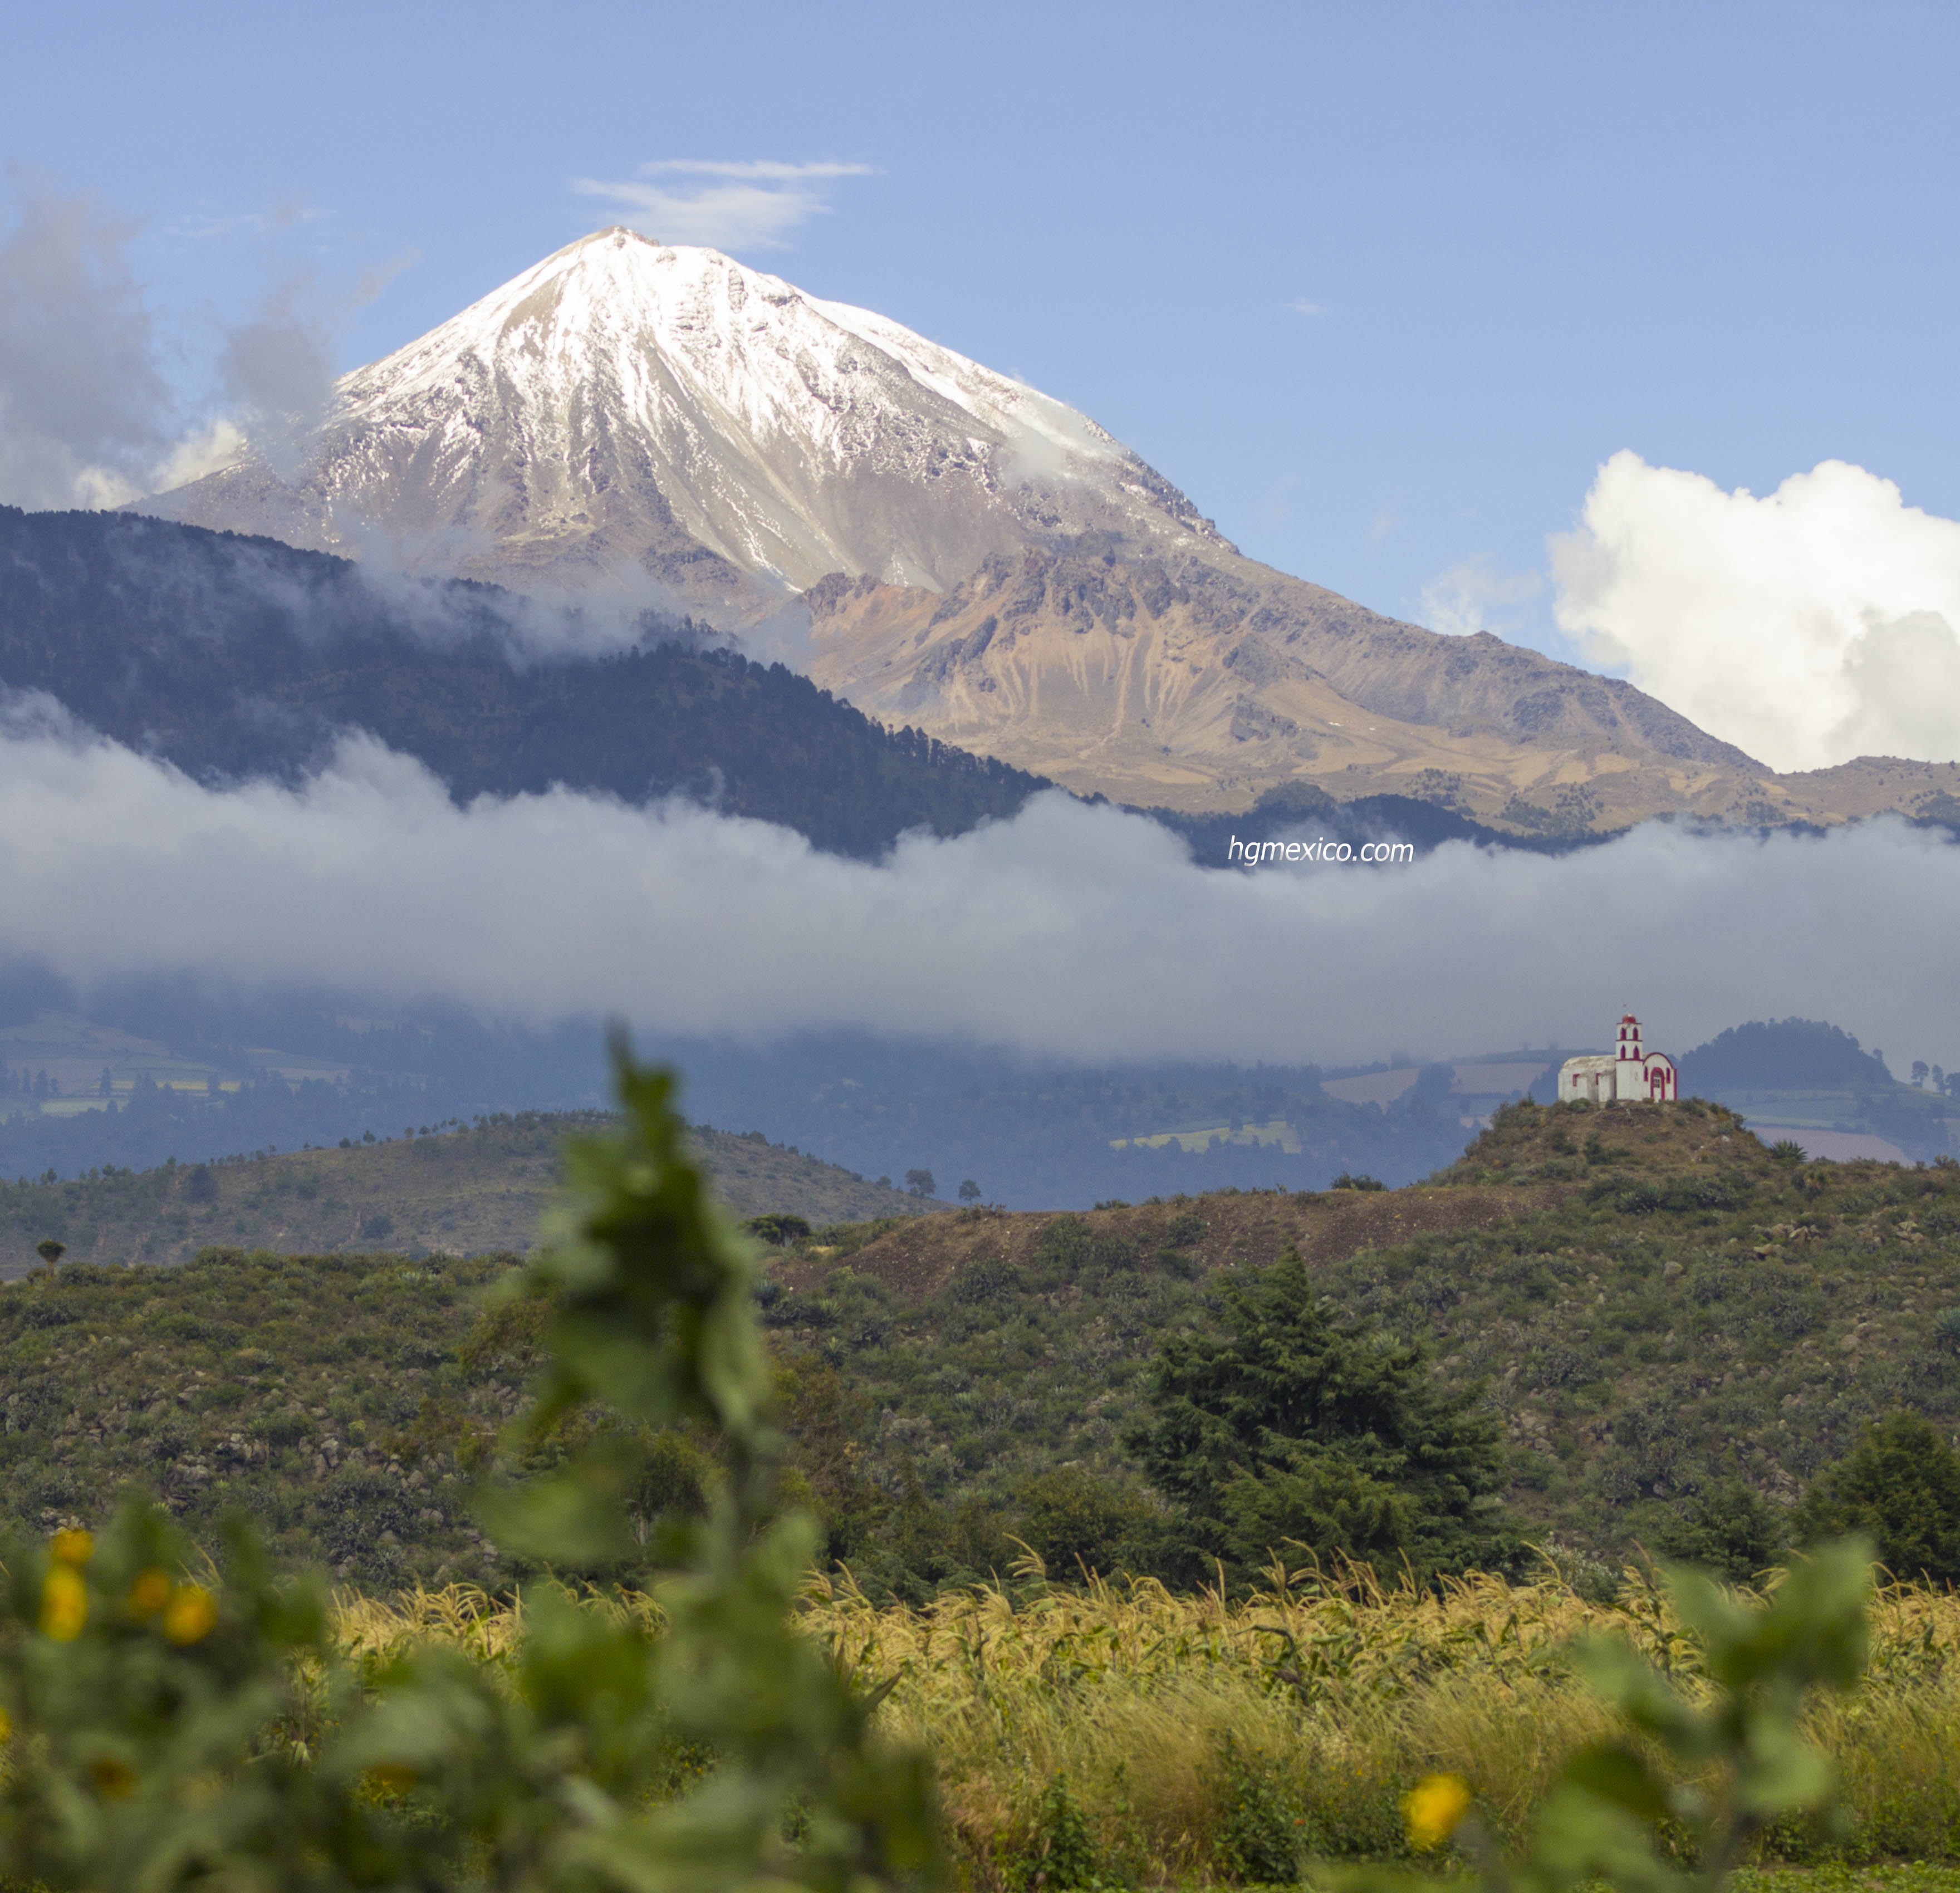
[1,696,1952,1068]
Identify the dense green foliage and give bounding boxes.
[0,504,1044,859]
[0,1047,941,1893]
[1793,1414,1960,1585]
[0,1247,522,1587]
[8,1099,1960,1601]
[1126,1250,1511,1583]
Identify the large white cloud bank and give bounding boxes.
[2,700,1957,1072]
[1552,452,1960,774]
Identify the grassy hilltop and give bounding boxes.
[0,1113,937,1278]
[749,1098,1960,1589]
[4,1096,1958,1596]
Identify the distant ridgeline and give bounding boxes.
[0,506,1045,859]
[1679,1018,1895,1093]
[1139,780,1576,861]
[0,969,1480,1199]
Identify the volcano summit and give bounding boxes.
[137,230,1960,828]
[141,228,1222,619]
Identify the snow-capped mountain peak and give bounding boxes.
[140,228,1226,612]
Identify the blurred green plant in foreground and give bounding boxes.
[0,1043,939,1893]
[0,1044,1888,1892]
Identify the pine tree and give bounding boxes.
[1128,1249,1512,1583]
[1795,1413,1960,1583]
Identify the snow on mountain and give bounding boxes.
[137,229,1227,617]
[134,229,1861,828]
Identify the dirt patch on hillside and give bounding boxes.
[781,1184,1556,1302]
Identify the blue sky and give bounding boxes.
[6,0,1958,661]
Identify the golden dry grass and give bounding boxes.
[331,1562,1960,1874]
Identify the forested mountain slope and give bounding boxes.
[0,506,1045,857]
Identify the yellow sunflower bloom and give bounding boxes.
[163,1585,218,1646]
[41,1565,89,1641]
[1403,1773,1472,1850]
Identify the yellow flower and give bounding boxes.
[1404,1773,1472,1851]
[41,1565,88,1641]
[50,1529,94,1566]
[162,1585,218,1646]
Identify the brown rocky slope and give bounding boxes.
[806,540,1960,827]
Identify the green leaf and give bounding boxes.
[1559,1741,1670,1821]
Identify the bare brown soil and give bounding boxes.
[780,1183,1552,1303]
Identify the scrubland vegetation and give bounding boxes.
[8,1085,1960,1887]
[0,1113,924,1276]
[8,1100,1960,1593]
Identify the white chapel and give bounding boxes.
[1558,1014,1679,1105]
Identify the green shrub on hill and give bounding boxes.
[1646,1477,1790,1584]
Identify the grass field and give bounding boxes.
[334,1564,1960,1881]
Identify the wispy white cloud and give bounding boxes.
[1552,452,1960,772]
[570,159,875,252]
[1287,298,1329,316]
[0,174,414,507]
[166,203,327,243]
[638,161,875,183]
[1419,553,1543,637]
